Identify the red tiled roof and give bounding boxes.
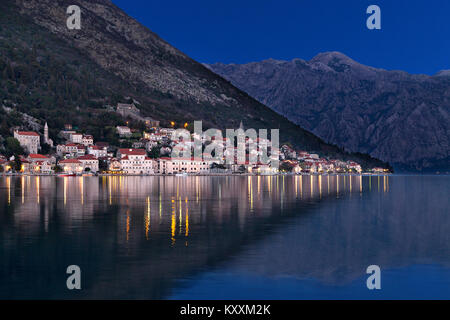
[16,131,39,136]
[77,154,97,160]
[119,148,146,156]
[28,154,49,159]
[59,159,81,164]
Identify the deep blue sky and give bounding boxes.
[113,0,449,75]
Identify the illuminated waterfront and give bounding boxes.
[0,175,448,299]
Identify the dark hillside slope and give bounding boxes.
[0,0,390,169]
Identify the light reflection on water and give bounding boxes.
[0,175,448,299]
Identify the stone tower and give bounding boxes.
[44,122,49,144]
[43,122,53,147]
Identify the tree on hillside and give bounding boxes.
[5,137,24,157]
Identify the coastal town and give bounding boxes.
[0,103,389,176]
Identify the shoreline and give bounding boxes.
[0,172,392,177]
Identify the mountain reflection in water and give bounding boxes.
[0,175,448,299]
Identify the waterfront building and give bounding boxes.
[59,159,83,173]
[347,161,362,173]
[30,160,53,174]
[119,149,154,174]
[157,157,212,174]
[19,158,30,173]
[77,154,99,173]
[372,167,388,173]
[108,158,122,173]
[27,154,51,163]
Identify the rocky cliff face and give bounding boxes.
[208,52,450,172]
[15,0,229,105]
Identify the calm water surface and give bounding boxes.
[0,175,448,299]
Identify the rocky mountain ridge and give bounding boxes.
[207,52,450,172]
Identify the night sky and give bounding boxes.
[113,0,450,75]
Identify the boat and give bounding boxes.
[175,173,188,177]
[58,173,76,177]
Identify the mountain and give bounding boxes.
[0,0,389,169]
[207,52,450,172]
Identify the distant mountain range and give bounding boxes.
[207,52,450,172]
[0,0,390,169]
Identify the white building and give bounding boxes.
[14,130,41,154]
[82,135,94,147]
[59,159,83,174]
[108,158,122,173]
[119,149,154,174]
[70,133,83,144]
[116,126,132,137]
[57,143,85,158]
[30,160,54,174]
[120,156,154,175]
[88,145,107,158]
[27,154,51,163]
[157,157,212,174]
[347,161,362,173]
[77,154,99,173]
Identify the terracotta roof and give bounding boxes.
[95,142,109,147]
[16,131,39,137]
[59,159,81,164]
[28,154,49,159]
[77,154,97,160]
[119,148,146,156]
[159,157,209,162]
